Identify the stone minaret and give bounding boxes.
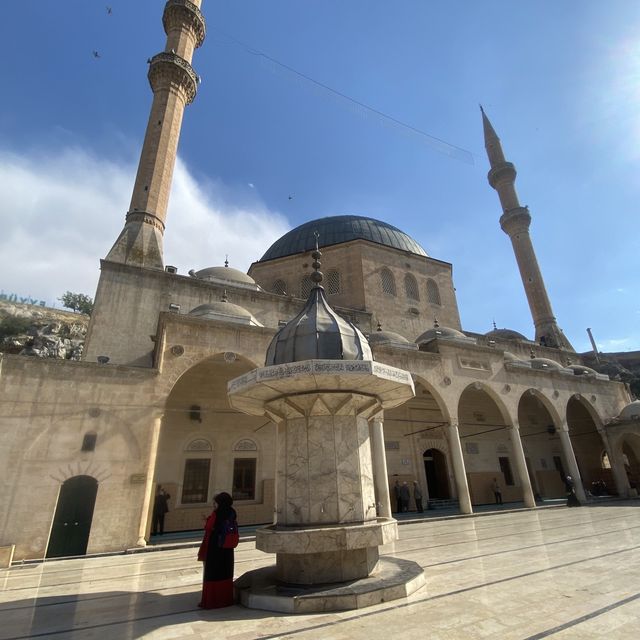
[481,107,573,351]
[106,0,206,269]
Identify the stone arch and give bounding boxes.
[154,352,272,532]
[411,375,451,424]
[457,382,519,505]
[566,393,606,489]
[517,388,564,499]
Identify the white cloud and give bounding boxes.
[0,147,289,306]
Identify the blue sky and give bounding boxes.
[1,1,638,353]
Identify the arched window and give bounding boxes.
[380,268,396,296]
[426,278,441,306]
[81,432,97,452]
[300,275,314,298]
[404,273,419,301]
[272,279,287,295]
[327,269,341,295]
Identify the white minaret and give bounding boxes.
[106,0,206,268]
[482,107,573,351]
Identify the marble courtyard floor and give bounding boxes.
[1,502,639,640]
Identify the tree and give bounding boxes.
[59,292,94,316]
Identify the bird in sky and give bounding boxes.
[106,6,112,15]
[92,50,101,59]
[288,194,294,200]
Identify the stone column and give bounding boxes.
[599,430,630,497]
[136,413,164,547]
[558,425,587,503]
[370,413,392,518]
[447,422,472,514]
[509,423,536,508]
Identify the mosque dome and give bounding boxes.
[503,351,521,362]
[189,264,260,290]
[188,296,262,326]
[415,322,471,347]
[265,247,372,365]
[368,323,413,348]
[485,328,529,342]
[259,215,427,262]
[567,364,597,376]
[618,400,640,421]
[530,357,564,371]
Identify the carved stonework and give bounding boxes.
[125,210,166,231]
[163,0,206,48]
[234,439,258,451]
[186,438,211,451]
[148,53,198,104]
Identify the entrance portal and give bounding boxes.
[424,449,449,499]
[46,475,98,558]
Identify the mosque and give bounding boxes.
[1,0,639,565]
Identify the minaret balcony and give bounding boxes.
[162,0,206,48]
[488,162,517,189]
[499,206,531,235]
[148,52,199,104]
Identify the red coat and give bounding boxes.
[197,512,216,562]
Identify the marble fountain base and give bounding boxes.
[234,519,425,613]
[235,556,425,613]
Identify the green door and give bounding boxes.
[46,476,98,558]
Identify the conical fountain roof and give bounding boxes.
[265,240,372,365]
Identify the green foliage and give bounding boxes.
[0,316,32,340]
[58,291,94,316]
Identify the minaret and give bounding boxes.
[106,0,206,269]
[481,106,573,351]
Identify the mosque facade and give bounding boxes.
[1,0,639,565]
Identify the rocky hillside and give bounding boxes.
[0,300,89,360]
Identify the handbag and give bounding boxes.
[219,516,239,549]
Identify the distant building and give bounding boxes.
[1,0,638,563]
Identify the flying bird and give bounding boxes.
[288,194,294,200]
[106,6,112,14]
[92,50,101,58]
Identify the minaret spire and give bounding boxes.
[481,107,573,351]
[106,0,206,269]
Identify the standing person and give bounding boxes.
[565,475,580,507]
[394,480,402,513]
[413,481,423,513]
[152,486,170,535]
[197,492,238,609]
[399,482,410,512]
[491,478,503,505]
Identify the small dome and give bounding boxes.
[368,324,411,347]
[188,299,262,326]
[530,357,564,371]
[567,364,597,376]
[260,215,427,262]
[190,265,258,288]
[503,351,521,362]
[265,248,372,365]
[485,328,529,341]
[619,400,640,421]
[416,324,469,346]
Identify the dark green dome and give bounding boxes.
[259,215,427,262]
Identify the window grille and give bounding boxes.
[181,458,211,504]
[426,278,441,305]
[404,273,419,300]
[300,275,314,298]
[327,269,341,295]
[380,268,396,296]
[232,458,257,500]
[272,279,287,295]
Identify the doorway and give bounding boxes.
[424,448,450,499]
[46,475,98,558]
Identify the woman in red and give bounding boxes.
[197,492,237,608]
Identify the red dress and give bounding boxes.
[197,510,236,608]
